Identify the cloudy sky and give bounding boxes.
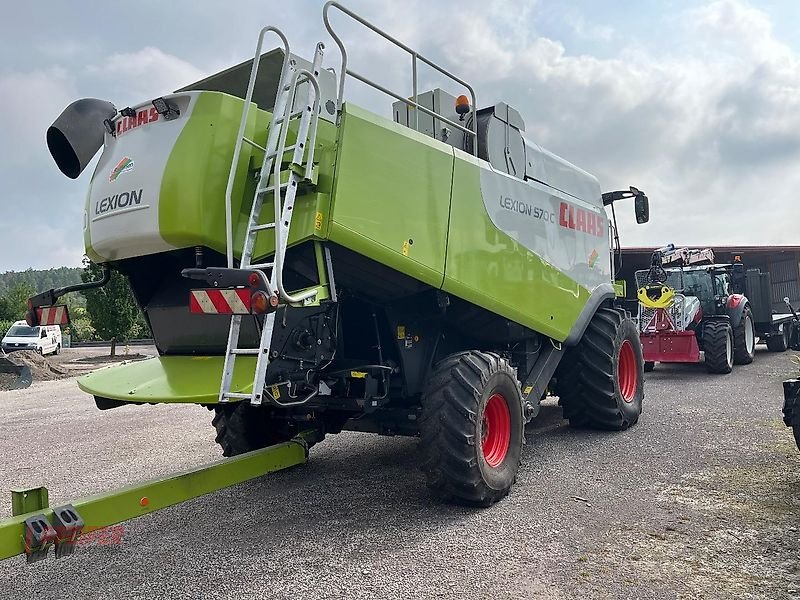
[1,0,799,271]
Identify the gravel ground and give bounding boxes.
[0,347,798,599]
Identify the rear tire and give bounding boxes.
[644,361,655,372]
[212,402,297,457]
[554,307,644,430]
[733,306,755,364]
[703,321,734,374]
[418,351,524,507]
[766,324,790,352]
[54,344,61,356]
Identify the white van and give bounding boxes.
[1,321,62,355]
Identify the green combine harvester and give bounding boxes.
[2,2,651,562]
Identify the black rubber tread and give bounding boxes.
[766,326,789,352]
[644,361,655,372]
[554,307,644,431]
[212,402,298,457]
[732,306,755,365]
[703,321,733,374]
[418,351,524,507]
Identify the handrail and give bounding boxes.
[322,0,478,155]
[273,52,324,304]
[224,26,290,269]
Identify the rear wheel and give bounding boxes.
[418,351,524,507]
[703,321,733,374]
[212,402,298,457]
[766,324,790,352]
[54,343,61,356]
[733,306,755,364]
[644,361,655,372]
[554,308,644,430]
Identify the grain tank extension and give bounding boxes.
[33,2,651,506]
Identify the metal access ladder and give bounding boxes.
[220,29,326,406]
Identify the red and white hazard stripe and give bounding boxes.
[36,305,70,326]
[189,289,251,314]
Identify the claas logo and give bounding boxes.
[559,202,605,238]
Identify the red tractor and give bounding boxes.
[635,246,795,374]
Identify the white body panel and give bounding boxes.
[479,163,610,291]
[86,93,198,261]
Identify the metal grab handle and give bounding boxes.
[322,0,478,154]
[224,26,291,269]
[273,60,323,304]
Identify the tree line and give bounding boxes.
[0,260,147,355]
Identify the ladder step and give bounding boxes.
[272,110,304,126]
[250,222,276,232]
[231,349,260,356]
[249,262,274,269]
[242,136,266,152]
[223,392,252,400]
[267,143,301,159]
[257,180,292,195]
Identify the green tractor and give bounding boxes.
[26,2,649,507]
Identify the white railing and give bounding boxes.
[322,1,478,155]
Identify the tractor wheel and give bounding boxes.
[766,324,790,352]
[733,306,755,365]
[644,361,655,372]
[703,321,734,374]
[212,402,297,457]
[418,351,524,507]
[554,307,644,430]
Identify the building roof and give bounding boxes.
[622,245,800,254]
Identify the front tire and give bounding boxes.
[418,351,524,507]
[704,321,734,374]
[554,307,644,430]
[733,306,755,364]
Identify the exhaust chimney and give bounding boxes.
[47,98,117,179]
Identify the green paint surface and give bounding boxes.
[329,103,454,288]
[77,356,256,403]
[0,441,306,561]
[444,149,589,341]
[158,92,267,256]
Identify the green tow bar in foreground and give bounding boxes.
[0,437,309,562]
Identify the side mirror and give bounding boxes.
[41,330,47,339]
[634,194,649,224]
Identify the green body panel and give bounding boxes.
[250,120,338,261]
[0,441,306,561]
[328,104,453,288]
[158,93,268,256]
[443,150,589,341]
[77,356,257,403]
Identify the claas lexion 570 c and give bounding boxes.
[3,2,650,562]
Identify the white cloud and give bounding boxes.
[2,0,800,270]
[0,68,75,166]
[84,47,207,102]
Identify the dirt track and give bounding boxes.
[0,347,798,599]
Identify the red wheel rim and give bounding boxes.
[482,393,511,468]
[618,340,638,403]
